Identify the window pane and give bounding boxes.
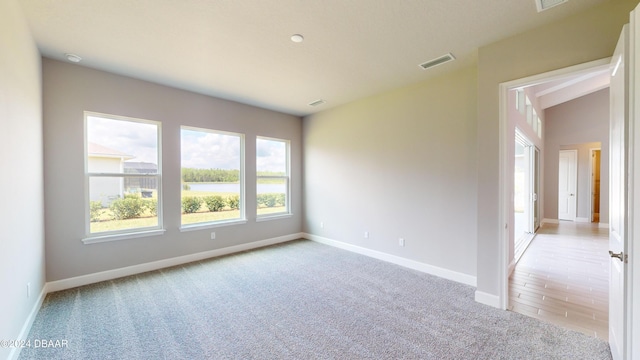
[87,116,158,174]
[257,138,286,174]
[257,177,287,216]
[89,176,159,233]
[86,113,160,236]
[257,137,289,217]
[181,128,243,225]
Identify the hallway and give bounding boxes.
[509,221,609,339]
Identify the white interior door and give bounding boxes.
[609,24,629,360]
[558,150,577,221]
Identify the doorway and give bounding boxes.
[590,148,602,223]
[558,149,578,221]
[497,58,612,317]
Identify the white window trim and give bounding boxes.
[82,229,166,245]
[84,111,164,240]
[180,219,248,232]
[256,136,291,218]
[180,126,246,227]
[256,213,293,222]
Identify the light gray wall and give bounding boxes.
[303,65,478,278]
[476,0,637,298]
[544,89,610,223]
[0,1,45,358]
[43,59,302,281]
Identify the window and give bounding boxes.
[85,112,162,239]
[180,127,245,228]
[256,137,290,217]
[516,89,525,114]
[537,118,543,138]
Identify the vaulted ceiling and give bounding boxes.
[529,66,610,110]
[20,0,610,116]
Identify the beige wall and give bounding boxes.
[0,0,44,358]
[476,0,638,299]
[43,59,303,281]
[544,89,610,223]
[303,65,478,279]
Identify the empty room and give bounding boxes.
[2,0,640,359]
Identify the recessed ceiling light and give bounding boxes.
[291,34,304,43]
[65,53,82,63]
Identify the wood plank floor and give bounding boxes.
[508,221,609,340]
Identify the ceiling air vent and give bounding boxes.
[308,99,326,107]
[419,53,455,70]
[535,0,568,12]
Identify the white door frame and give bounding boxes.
[629,7,640,356]
[498,58,611,311]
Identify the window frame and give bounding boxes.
[179,125,246,231]
[256,136,291,220]
[83,111,164,244]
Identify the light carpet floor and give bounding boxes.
[19,239,611,359]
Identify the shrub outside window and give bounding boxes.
[256,137,290,217]
[180,126,245,227]
[85,112,162,237]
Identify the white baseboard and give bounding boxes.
[47,233,303,293]
[541,218,560,226]
[8,284,48,360]
[475,290,501,308]
[576,217,590,223]
[303,233,477,287]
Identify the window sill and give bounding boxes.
[180,219,248,232]
[83,229,166,245]
[256,213,293,222]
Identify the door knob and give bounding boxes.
[609,250,625,262]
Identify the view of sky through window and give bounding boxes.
[87,115,158,165]
[257,138,286,174]
[181,128,240,170]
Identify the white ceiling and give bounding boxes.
[19,0,610,116]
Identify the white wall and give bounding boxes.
[43,59,303,281]
[544,89,610,223]
[476,0,637,301]
[0,1,45,359]
[303,65,478,281]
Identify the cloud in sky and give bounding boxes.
[87,116,287,172]
[181,128,240,170]
[257,138,287,173]
[87,115,158,164]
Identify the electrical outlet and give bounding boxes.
[399,238,405,247]
[210,232,216,240]
[27,282,31,298]
[364,231,369,239]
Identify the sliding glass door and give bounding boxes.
[514,130,539,262]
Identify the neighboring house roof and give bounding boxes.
[124,162,158,174]
[88,142,133,160]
